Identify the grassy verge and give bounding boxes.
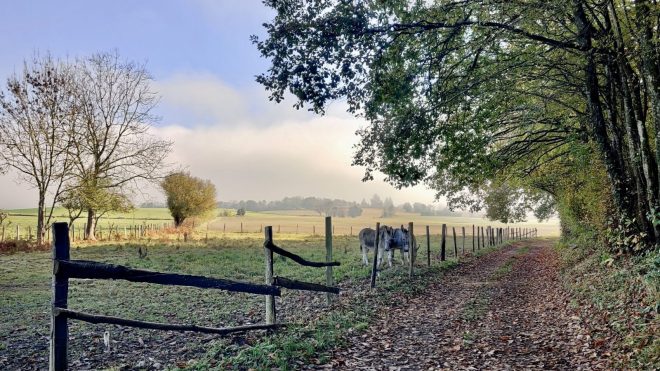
[556,240,659,368]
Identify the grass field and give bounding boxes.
[2,207,560,241]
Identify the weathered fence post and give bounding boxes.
[408,222,415,278]
[50,222,70,371]
[16,225,20,240]
[325,217,334,304]
[452,227,458,260]
[313,225,315,235]
[472,225,475,252]
[425,225,431,267]
[462,226,466,255]
[370,222,381,288]
[264,226,276,325]
[477,226,481,250]
[440,224,446,261]
[241,222,243,234]
[481,227,485,248]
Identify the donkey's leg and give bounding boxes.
[388,249,393,267]
[361,245,369,266]
[377,246,384,268]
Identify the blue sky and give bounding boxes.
[0,1,271,87]
[0,0,440,209]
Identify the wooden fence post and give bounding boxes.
[16,225,20,240]
[50,222,70,371]
[370,222,381,288]
[408,222,415,278]
[264,226,276,324]
[481,227,485,248]
[241,222,243,234]
[1,225,4,242]
[472,225,475,252]
[462,226,466,255]
[477,226,480,250]
[440,224,446,261]
[452,227,458,260]
[325,217,334,304]
[425,225,430,267]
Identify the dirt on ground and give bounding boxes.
[323,240,608,370]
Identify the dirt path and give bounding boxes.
[324,240,607,370]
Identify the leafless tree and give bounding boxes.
[0,54,76,244]
[70,52,172,239]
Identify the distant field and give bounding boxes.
[2,207,560,241]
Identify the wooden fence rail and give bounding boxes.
[50,222,280,371]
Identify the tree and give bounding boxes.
[382,197,395,217]
[70,52,172,239]
[161,172,217,227]
[370,194,383,208]
[60,177,133,232]
[402,202,413,213]
[0,55,76,244]
[255,0,660,251]
[348,204,363,218]
[236,208,246,216]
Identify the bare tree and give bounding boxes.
[70,52,171,239]
[0,55,75,244]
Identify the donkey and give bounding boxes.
[386,226,412,267]
[358,226,392,267]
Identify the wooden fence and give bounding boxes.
[2,218,542,244]
[48,218,537,369]
[368,223,537,288]
[263,216,341,324]
[49,221,340,371]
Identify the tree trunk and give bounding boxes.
[85,209,97,240]
[574,1,639,235]
[36,193,45,245]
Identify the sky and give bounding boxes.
[0,0,439,209]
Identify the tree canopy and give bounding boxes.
[161,172,217,227]
[255,0,660,252]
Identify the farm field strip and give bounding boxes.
[2,207,560,240]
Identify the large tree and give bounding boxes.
[0,55,76,244]
[161,172,217,227]
[254,0,660,251]
[70,52,172,240]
